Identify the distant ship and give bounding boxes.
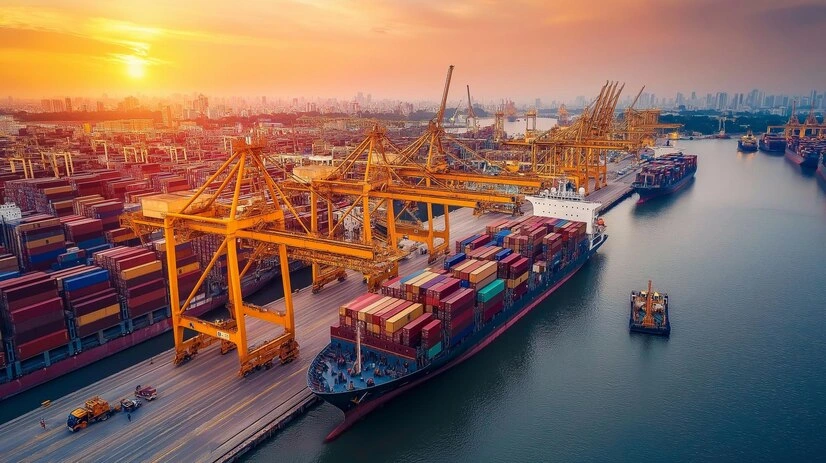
[737,130,758,152]
[632,153,698,203]
[629,280,670,336]
[758,132,786,153]
[785,136,822,169]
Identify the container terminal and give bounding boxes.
[0,68,681,459]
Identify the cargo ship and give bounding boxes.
[631,153,698,204]
[308,187,607,440]
[758,132,786,153]
[785,136,823,169]
[737,130,758,152]
[629,280,670,336]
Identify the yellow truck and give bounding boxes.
[66,397,118,432]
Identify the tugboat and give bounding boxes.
[629,280,670,335]
[737,130,758,152]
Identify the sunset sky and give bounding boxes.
[2,0,825,102]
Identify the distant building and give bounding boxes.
[51,99,64,112]
[41,99,52,112]
[65,97,72,113]
[96,101,105,112]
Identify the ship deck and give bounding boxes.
[0,207,520,462]
[312,344,410,394]
[0,173,633,461]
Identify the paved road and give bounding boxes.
[0,207,518,463]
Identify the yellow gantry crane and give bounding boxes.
[131,138,404,376]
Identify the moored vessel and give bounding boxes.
[737,130,758,152]
[758,132,786,153]
[785,136,823,169]
[632,153,697,203]
[629,280,670,336]
[308,186,607,440]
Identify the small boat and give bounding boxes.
[629,280,670,336]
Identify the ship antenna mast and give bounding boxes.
[355,323,362,375]
[642,279,655,328]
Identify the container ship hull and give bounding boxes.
[0,268,280,399]
[785,148,819,168]
[817,161,826,187]
[313,235,606,440]
[634,174,694,204]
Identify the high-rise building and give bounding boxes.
[51,99,64,112]
[534,98,541,109]
[196,94,208,116]
[96,101,105,112]
[716,92,728,110]
[41,99,52,112]
[65,97,72,113]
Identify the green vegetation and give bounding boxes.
[658,112,803,135]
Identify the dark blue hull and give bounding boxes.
[817,162,826,190]
[633,172,695,204]
[309,234,607,439]
[785,148,819,168]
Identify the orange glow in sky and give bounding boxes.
[1,0,825,100]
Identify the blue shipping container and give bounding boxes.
[449,324,474,347]
[443,252,466,270]
[494,249,513,261]
[77,237,107,249]
[63,268,110,292]
[400,268,426,284]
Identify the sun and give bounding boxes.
[124,55,146,80]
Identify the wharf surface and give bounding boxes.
[0,208,517,463]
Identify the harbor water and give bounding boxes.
[244,140,826,462]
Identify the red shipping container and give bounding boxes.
[7,297,63,324]
[71,292,119,316]
[129,298,168,318]
[14,319,67,344]
[76,313,121,337]
[15,329,69,361]
[65,281,111,300]
[446,307,474,332]
[128,288,168,308]
[125,278,165,299]
[420,319,443,348]
[400,313,434,347]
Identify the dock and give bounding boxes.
[0,208,513,462]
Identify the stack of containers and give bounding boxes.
[379,276,403,299]
[438,287,475,346]
[420,319,443,358]
[477,279,505,322]
[61,215,105,250]
[0,253,19,280]
[443,252,466,270]
[80,200,124,231]
[54,266,121,338]
[3,178,75,215]
[104,228,139,246]
[153,241,203,306]
[424,277,461,312]
[0,272,69,361]
[542,232,564,266]
[1,214,67,271]
[465,260,497,290]
[454,234,481,253]
[400,313,434,347]
[93,247,167,319]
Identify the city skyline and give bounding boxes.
[2,0,826,101]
